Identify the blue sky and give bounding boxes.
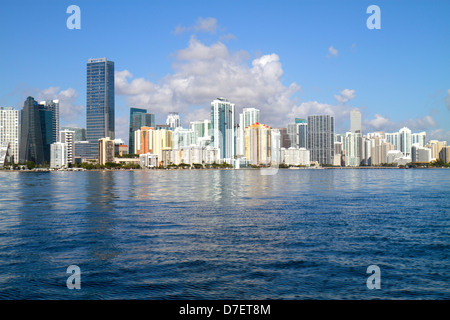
[1,0,449,143]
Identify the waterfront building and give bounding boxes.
[211,98,235,162]
[411,144,432,163]
[439,146,450,163]
[40,100,59,143]
[244,122,271,166]
[60,129,75,165]
[237,108,260,156]
[173,127,197,150]
[411,132,426,148]
[98,137,115,165]
[139,153,159,168]
[0,107,19,164]
[19,96,54,165]
[86,57,115,158]
[425,140,447,160]
[129,107,155,155]
[343,132,362,166]
[281,147,310,166]
[307,115,334,165]
[50,142,67,169]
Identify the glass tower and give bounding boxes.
[86,58,115,158]
[211,98,235,161]
[19,96,54,165]
[129,107,155,155]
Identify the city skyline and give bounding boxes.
[1,1,450,145]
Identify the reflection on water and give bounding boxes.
[0,169,448,299]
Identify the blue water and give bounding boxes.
[0,169,448,299]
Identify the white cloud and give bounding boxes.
[334,89,356,104]
[328,46,338,57]
[115,36,301,128]
[363,113,439,134]
[36,86,84,124]
[173,17,218,35]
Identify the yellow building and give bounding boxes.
[98,137,115,165]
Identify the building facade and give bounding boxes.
[307,115,335,165]
[86,58,115,158]
[0,107,19,164]
[211,98,235,162]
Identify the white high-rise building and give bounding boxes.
[237,108,260,156]
[0,107,19,164]
[211,98,235,162]
[343,132,362,166]
[60,129,75,165]
[166,112,181,128]
[412,132,426,148]
[411,144,432,163]
[350,110,362,134]
[50,142,67,169]
[173,127,197,149]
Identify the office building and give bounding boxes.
[0,107,19,164]
[307,115,335,165]
[40,100,59,143]
[86,57,115,158]
[129,107,155,155]
[61,126,86,142]
[211,98,235,162]
[350,110,362,134]
[19,96,54,165]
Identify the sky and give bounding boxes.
[1,0,450,144]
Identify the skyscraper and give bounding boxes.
[60,129,75,165]
[86,57,115,158]
[350,110,362,134]
[237,108,260,156]
[211,98,235,162]
[0,107,19,164]
[129,107,155,155]
[19,96,54,165]
[307,115,335,165]
[166,112,181,129]
[41,100,59,142]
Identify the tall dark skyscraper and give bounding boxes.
[19,96,54,165]
[307,115,335,165]
[129,107,155,155]
[86,57,115,158]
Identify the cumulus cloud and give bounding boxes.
[363,113,439,134]
[115,36,301,127]
[328,46,338,57]
[36,86,84,124]
[334,89,356,104]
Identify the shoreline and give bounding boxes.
[1,166,449,172]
